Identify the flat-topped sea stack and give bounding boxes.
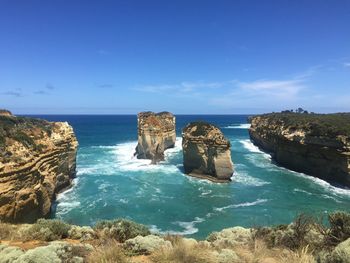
[249,112,350,186]
[0,112,78,223]
[135,111,176,164]
[182,122,234,182]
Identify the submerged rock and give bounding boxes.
[0,112,78,223]
[249,113,350,186]
[135,111,176,163]
[182,122,234,182]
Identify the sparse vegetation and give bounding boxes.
[253,112,350,138]
[23,219,71,241]
[151,238,216,263]
[87,241,129,263]
[0,212,350,262]
[94,219,150,242]
[0,114,53,151]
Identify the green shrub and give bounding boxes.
[24,219,71,241]
[94,219,150,242]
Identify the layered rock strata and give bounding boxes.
[135,111,176,163]
[249,113,350,186]
[182,122,234,182]
[0,113,78,222]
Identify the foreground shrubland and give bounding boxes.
[1,212,350,263]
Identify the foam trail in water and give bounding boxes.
[150,217,205,235]
[214,199,268,212]
[232,171,270,186]
[223,123,251,129]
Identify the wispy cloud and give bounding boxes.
[2,91,23,97]
[33,90,49,95]
[134,81,231,95]
[33,83,55,95]
[46,83,55,90]
[344,62,350,68]
[98,84,114,89]
[97,49,110,55]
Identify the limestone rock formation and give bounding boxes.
[182,122,234,182]
[0,112,78,223]
[135,111,176,163]
[249,113,350,186]
[0,109,12,116]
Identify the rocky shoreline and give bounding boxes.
[0,111,78,223]
[249,112,350,187]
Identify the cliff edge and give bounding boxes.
[0,112,78,223]
[249,113,350,186]
[182,122,234,182]
[135,111,176,163]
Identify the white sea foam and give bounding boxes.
[150,217,205,235]
[223,124,251,129]
[113,138,182,173]
[232,171,270,186]
[293,188,312,195]
[291,171,350,197]
[214,199,268,212]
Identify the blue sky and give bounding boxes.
[1,0,350,114]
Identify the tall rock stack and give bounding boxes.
[0,112,78,223]
[182,122,234,182]
[135,111,176,164]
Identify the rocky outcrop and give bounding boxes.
[0,112,78,223]
[0,109,12,116]
[249,113,350,186]
[182,122,234,182]
[135,111,176,163]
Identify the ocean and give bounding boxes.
[28,115,350,239]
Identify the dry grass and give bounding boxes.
[86,240,130,263]
[0,222,20,240]
[151,238,216,263]
[234,239,316,263]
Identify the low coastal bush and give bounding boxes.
[23,219,71,241]
[94,219,150,242]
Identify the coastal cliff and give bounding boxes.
[135,111,176,163]
[0,112,78,223]
[182,122,234,182]
[249,113,350,186]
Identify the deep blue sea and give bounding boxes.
[28,115,350,239]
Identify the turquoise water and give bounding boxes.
[31,115,350,239]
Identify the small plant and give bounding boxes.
[94,219,150,242]
[24,219,71,241]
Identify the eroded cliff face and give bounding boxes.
[249,113,350,186]
[0,113,78,223]
[135,111,176,163]
[182,122,234,182]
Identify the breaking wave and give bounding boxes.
[214,199,268,212]
[223,124,251,129]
